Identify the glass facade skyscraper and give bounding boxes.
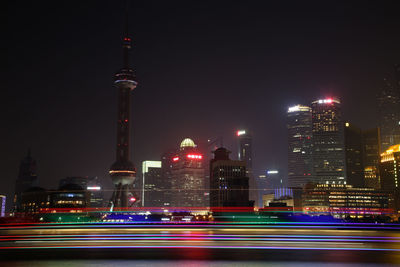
[311,98,346,184]
[236,130,256,205]
[287,105,313,187]
[378,78,400,152]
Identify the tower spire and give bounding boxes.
[122,1,131,69]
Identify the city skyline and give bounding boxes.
[3,1,400,209]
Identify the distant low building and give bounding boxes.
[59,177,104,208]
[0,195,6,217]
[302,184,393,218]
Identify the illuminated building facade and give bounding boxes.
[170,138,206,207]
[109,18,138,208]
[236,130,256,205]
[13,149,38,212]
[52,184,89,210]
[209,147,252,207]
[287,105,313,187]
[362,128,381,189]
[311,98,346,184]
[344,122,364,187]
[0,195,5,217]
[302,184,393,218]
[19,187,50,215]
[378,78,400,152]
[142,161,162,207]
[59,177,103,207]
[380,144,400,190]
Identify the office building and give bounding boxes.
[311,98,346,184]
[142,161,162,207]
[160,150,176,207]
[236,130,256,204]
[59,177,104,208]
[13,149,38,212]
[209,147,253,208]
[170,138,206,207]
[287,105,313,187]
[344,122,364,187]
[362,128,381,189]
[302,184,393,218]
[380,144,400,190]
[377,78,400,152]
[52,184,89,210]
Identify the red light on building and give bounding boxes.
[187,154,203,160]
[172,157,179,162]
[129,197,136,202]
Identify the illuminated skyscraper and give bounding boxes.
[109,16,138,208]
[209,147,252,207]
[236,130,256,205]
[170,138,206,207]
[311,98,346,184]
[287,105,313,187]
[141,161,162,207]
[13,149,38,212]
[378,78,400,152]
[380,144,400,190]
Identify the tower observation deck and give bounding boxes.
[109,17,138,208]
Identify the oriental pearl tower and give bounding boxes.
[109,15,137,209]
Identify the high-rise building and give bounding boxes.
[344,122,364,187]
[142,161,162,207]
[170,138,206,207]
[109,17,138,208]
[362,128,381,189]
[13,149,38,212]
[160,149,176,207]
[287,105,313,187]
[378,78,400,152]
[265,169,284,190]
[209,147,252,208]
[236,130,256,205]
[380,144,400,190]
[311,98,346,184]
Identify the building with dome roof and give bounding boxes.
[180,138,196,149]
[168,138,206,207]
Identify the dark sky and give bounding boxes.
[3,0,400,208]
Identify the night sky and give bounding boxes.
[4,0,400,209]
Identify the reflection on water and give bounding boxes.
[4,261,398,267]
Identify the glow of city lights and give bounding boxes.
[267,170,279,174]
[237,130,246,136]
[129,197,136,202]
[172,157,179,162]
[86,186,101,191]
[187,154,203,159]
